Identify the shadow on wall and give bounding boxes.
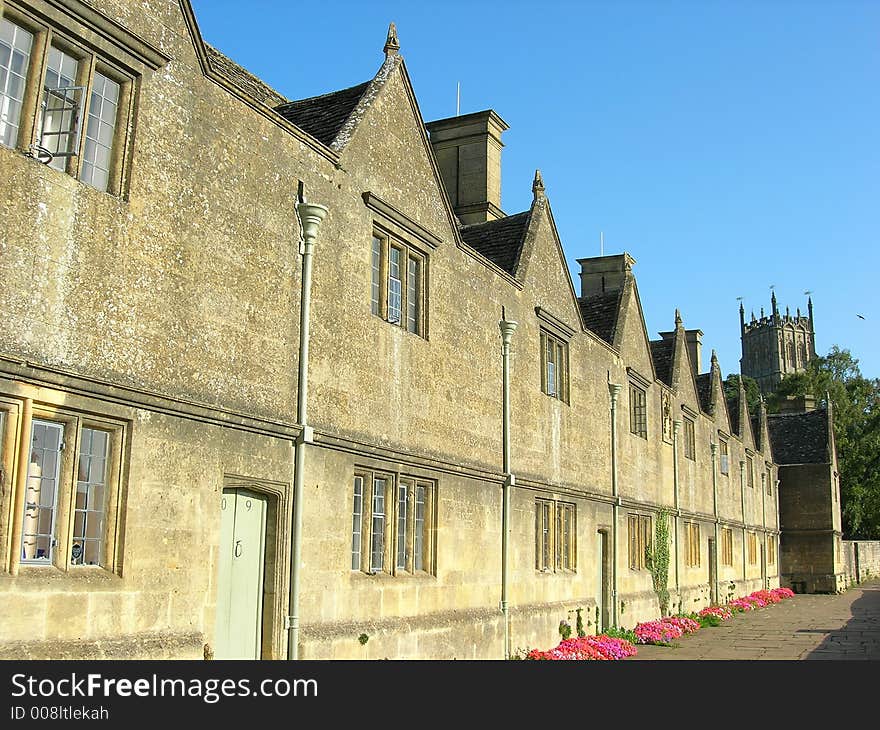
[805,580,880,660]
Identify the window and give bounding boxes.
[747,456,754,488]
[370,231,426,336]
[16,411,123,570]
[351,471,435,575]
[627,513,652,570]
[536,499,576,572]
[0,7,136,193]
[766,467,772,495]
[719,439,729,476]
[721,528,733,567]
[682,417,696,460]
[767,535,775,565]
[629,384,647,439]
[684,522,700,567]
[747,532,757,565]
[540,330,569,403]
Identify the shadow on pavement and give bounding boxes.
[805,580,880,660]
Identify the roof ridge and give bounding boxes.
[275,79,371,109]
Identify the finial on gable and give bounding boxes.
[674,309,682,328]
[532,169,545,200]
[711,349,718,367]
[384,22,400,57]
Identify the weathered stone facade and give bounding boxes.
[0,0,795,660]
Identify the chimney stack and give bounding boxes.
[425,110,508,225]
[576,253,636,298]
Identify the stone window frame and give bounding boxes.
[747,531,757,566]
[682,416,696,461]
[719,436,730,476]
[535,497,577,573]
[684,521,700,568]
[628,382,647,439]
[536,308,574,405]
[720,527,734,567]
[767,534,776,565]
[363,191,440,341]
[746,453,755,488]
[0,1,166,196]
[351,468,436,577]
[3,402,126,574]
[627,512,651,571]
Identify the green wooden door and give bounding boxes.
[215,488,268,659]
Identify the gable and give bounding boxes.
[516,197,582,332]
[339,61,455,241]
[614,278,656,380]
[670,329,700,408]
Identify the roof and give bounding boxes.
[727,396,740,436]
[696,373,713,414]
[649,339,675,386]
[767,408,830,465]
[275,81,371,147]
[751,415,763,451]
[459,212,531,276]
[578,289,623,345]
[205,45,288,107]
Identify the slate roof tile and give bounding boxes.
[275,81,371,147]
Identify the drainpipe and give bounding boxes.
[710,441,719,605]
[287,200,328,661]
[775,477,781,582]
[672,419,681,606]
[761,471,768,588]
[739,459,747,588]
[499,310,517,660]
[608,383,621,627]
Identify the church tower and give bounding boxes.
[740,292,816,395]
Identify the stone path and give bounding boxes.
[626,579,880,660]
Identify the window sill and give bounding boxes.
[0,564,122,589]
[349,570,436,582]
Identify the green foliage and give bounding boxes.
[645,509,672,616]
[575,607,586,638]
[769,346,880,539]
[358,633,369,646]
[558,620,572,640]
[723,374,762,415]
[601,625,638,644]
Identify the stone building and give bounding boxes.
[0,0,784,660]
[768,401,845,594]
[740,293,817,395]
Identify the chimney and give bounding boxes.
[425,110,508,225]
[684,329,703,375]
[576,253,636,298]
[776,394,817,414]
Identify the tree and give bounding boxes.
[723,374,762,415]
[769,347,880,539]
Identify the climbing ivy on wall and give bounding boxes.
[645,509,672,616]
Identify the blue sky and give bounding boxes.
[190,0,879,379]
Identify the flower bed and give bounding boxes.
[523,586,796,659]
[526,635,638,661]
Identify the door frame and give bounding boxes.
[216,474,290,660]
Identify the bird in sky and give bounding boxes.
[857,314,866,320]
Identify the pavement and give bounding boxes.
[625,578,880,660]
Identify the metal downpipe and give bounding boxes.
[499,313,517,659]
[287,201,327,660]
